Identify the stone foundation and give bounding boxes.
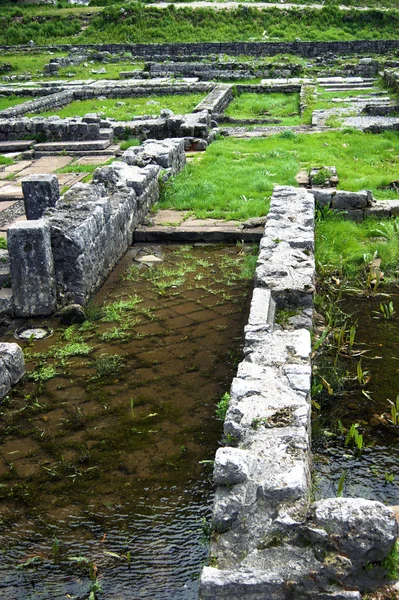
[199,186,398,600]
[6,137,185,310]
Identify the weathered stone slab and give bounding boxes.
[8,219,56,317]
[0,342,25,399]
[331,190,371,210]
[122,138,186,174]
[21,174,59,220]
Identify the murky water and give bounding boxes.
[0,243,254,599]
[313,288,399,505]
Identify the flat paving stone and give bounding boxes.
[75,156,111,165]
[0,161,33,176]
[0,201,17,212]
[55,173,87,187]
[18,156,72,175]
[0,184,23,201]
[0,215,26,231]
[153,210,190,226]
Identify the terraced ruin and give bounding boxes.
[0,3,399,599]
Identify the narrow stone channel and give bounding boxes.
[0,243,254,599]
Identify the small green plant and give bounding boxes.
[344,423,364,454]
[94,354,125,377]
[216,392,230,421]
[382,541,399,580]
[28,365,57,383]
[384,472,395,484]
[373,300,396,320]
[387,395,399,427]
[356,361,370,387]
[312,167,332,187]
[0,237,7,249]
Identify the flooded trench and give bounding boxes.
[0,243,255,600]
[313,288,399,506]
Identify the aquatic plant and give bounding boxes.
[387,395,399,427]
[373,300,396,320]
[27,365,57,383]
[344,423,364,454]
[94,353,125,377]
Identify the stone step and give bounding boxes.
[0,140,35,153]
[134,225,263,243]
[34,139,112,153]
[34,145,118,158]
[98,128,114,142]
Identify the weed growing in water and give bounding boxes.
[27,365,57,383]
[94,354,125,377]
[216,392,230,421]
[344,423,364,455]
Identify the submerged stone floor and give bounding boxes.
[0,242,254,599]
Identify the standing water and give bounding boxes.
[0,243,255,599]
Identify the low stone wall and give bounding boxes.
[0,115,102,142]
[0,82,213,120]
[0,91,74,119]
[4,41,399,59]
[310,188,399,221]
[0,108,211,144]
[199,185,398,600]
[193,85,233,115]
[383,69,399,94]
[0,342,25,400]
[7,138,185,311]
[144,61,302,81]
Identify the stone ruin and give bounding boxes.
[0,41,398,598]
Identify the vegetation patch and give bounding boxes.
[30,93,205,120]
[225,91,300,125]
[160,131,399,221]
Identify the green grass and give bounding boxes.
[225,92,300,124]
[1,4,399,44]
[30,93,205,120]
[0,96,35,112]
[53,60,144,82]
[0,52,67,77]
[160,130,399,221]
[80,5,399,44]
[316,214,399,283]
[0,155,13,166]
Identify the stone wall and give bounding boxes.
[310,188,399,221]
[0,91,73,119]
[7,138,185,310]
[0,115,102,142]
[144,61,302,81]
[4,41,399,58]
[199,186,398,600]
[383,69,399,94]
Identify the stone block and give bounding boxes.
[387,199,399,216]
[8,219,56,317]
[310,188,334,208]
[364,204,391,219]
[0,288,13,315]
[331,191,369,210]
[0,342,25,399]
[22,174,59,220]
[311,498,398,565]
[247,288,276,327]
[213,448,251,486]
